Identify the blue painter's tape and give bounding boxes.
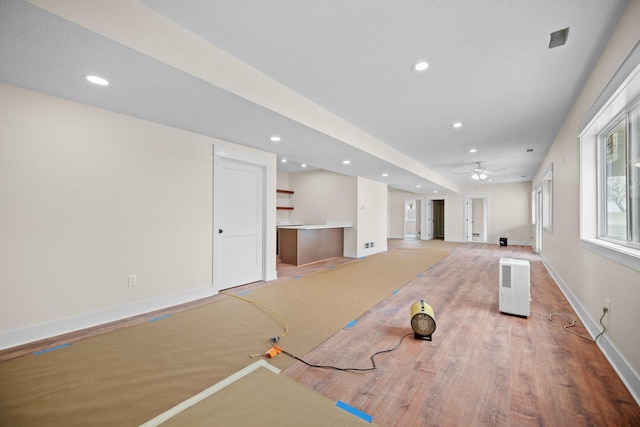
[294,275,303,279]
[328,266,335,269]
[417,273,423,277]
[392,289,399,295]
[345,320,357,329]
[336,401,373,423]
[237,290,252,296]
[33,343,72,356]
[149,314,171,323]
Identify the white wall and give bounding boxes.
[356,177,388,257]
[391,183,531,244]
[441,182,532,244]
[387,189,421,239]
[0,83,276,348]
[276,171,293,224]
[287,169,358,255]
[532,0,640,398]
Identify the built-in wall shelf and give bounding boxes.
[277,189,294,210]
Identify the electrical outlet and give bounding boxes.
[604,298,611,315]
[128,275,137,287]
[370,242,375,248]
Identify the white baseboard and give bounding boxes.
[345,244,388,259]
[0,286,216,351]
[541,257,640,406]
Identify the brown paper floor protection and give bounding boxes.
[156,364,379,426]
[0,241,456,426]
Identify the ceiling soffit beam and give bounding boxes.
[26,0,459,193]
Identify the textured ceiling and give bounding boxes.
[0,0,629,193]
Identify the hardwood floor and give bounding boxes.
[282,242,640,426]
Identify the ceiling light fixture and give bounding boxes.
[416,185,422,188]
[85,75,109,86]
[412,61,429,71]
[452,122,462,128]
[382,173,389,177]
[270,136,281,142]
[343,160,351,165]
[281,159,287,163]
[301,164,307,168]
[469,148,477,153]
[471,172,487,180]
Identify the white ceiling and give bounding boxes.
[0,0,628,194]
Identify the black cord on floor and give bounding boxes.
[279,332,414,372]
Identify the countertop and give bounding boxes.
[277,223,352,230]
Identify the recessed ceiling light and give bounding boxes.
[433,190,438,193]
[469,148,477,153]
[412,61,429,71]
[281,159,287,163]
[416,185,421,188]
[343,160,351,165]
[85,75,109,86]
[382,173,389,177]
[301,164,307,168]
[452,122,462,128]
[270,136,281,142]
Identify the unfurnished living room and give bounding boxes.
[1,1,640,426]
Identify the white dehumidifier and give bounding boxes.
[499,258,530,317]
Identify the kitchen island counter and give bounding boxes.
[278,224,351,265]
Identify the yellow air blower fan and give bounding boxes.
[410,300,436,340]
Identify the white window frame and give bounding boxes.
[542,163,553,234]
[579,40,640,272]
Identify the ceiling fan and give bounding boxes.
[454,162,492,180]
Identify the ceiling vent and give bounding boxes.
[549,27,569,49]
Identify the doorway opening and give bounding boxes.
[534,186,542,253]
[426,198,445,240]
[404,198,421,239]
[464,195,488,243]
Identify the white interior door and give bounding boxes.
[426,199,434,240]
[214,157,264,290]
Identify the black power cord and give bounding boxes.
[278,333,414,372]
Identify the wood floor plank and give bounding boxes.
[283,242,640,426]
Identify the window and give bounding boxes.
[600,104,640,246]
[579,42,640,271]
